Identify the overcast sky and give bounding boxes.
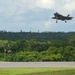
[0,0,75,32]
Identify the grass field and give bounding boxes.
[0,68,75,75]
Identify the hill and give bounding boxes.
[0,31,75,41]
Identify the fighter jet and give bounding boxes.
[52,12,73,23]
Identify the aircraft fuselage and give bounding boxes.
[52,12,73,23]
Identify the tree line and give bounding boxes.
[0,31,75,41]
[0,36,75,61]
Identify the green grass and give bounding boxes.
[0,68,75,75]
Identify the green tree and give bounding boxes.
[63,46,74,61]
[68,37,75,46]
[47,46,58,55]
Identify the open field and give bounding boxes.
[0,68,75,75]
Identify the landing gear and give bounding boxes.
[56,20,58,23]
[65,21,67,23]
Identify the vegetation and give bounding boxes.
[0,31,75,41]
[0,68,75,75]
[0,31,75,61]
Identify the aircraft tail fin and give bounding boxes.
[67,14,70,17]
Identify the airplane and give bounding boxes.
[52,12,73,23]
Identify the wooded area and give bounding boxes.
[0,31,75,61]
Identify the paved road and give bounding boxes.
[0,62,75,68]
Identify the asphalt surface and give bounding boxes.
[0,62,75,68]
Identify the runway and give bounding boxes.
[0,62,75,68]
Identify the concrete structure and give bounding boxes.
[0,62,75,68]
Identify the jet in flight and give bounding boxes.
[52,12,73,23]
